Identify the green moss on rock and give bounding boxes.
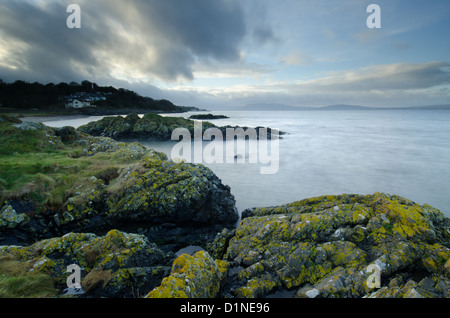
[146,250,226,298]
[0,229,169,297]
[225,193,450,298]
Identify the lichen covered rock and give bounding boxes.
[78,113,202,140]
[146,250,227,298]
[0,120,238,244]
[78,112,282,141]
[0,204,28,229]
[106,156,237,226]
[0,229,171,297]
[223,193,450,298]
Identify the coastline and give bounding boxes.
[0,115,449,299]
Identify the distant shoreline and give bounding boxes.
[3,103,450,120]
[225,103,450,111]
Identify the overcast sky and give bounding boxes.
[1,0,450,108]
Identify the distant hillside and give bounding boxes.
[0,79,199,115]
[318,104,370,110]
[400,104,450,110]
[231,103,314,111]
[231,103,450,111]
[231,103,371,111]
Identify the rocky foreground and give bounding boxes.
[148,193,450,298]
[0,116,449,298]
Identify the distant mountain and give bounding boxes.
[318,104,371,110]
[322,104,450,110]
[399,104,450,110]
[230,103,314,111]
[229,103,450,111]
[230,103,371,111]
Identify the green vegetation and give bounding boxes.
[0,117,152,211]
[0,230,169,298]
[0,79,198,115]
[0,254,58,298]
[78,112,217,140]
[223,193,450,298]
[0,115,238,243]
[146,251,226,298]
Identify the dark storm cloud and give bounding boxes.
[0,0,249,83]
[0,1,95,82]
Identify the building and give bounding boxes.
[64,92,106,108]
[65,99,91,108]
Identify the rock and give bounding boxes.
[105,155,238,227]
[78,113,284,141]
[0,229,171,298]
[221,193,450,298]
[2,118,449,299]
[445,258,450,275]
[404,287,423,298]
[55,126,80,142]
[0,122,238,245]
[189,114,229,120]
[0,204,28,229]
[13,121,46,131]
[206,228,236,260]
[1,192,449,298]
[0,114,22,124]
[146,250,227,298]
[297,286,320,298]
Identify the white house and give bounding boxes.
[65,99,91,108]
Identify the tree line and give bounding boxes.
[0,79,188,112]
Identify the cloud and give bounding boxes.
[0,0,252,84]
[295,61,450,92]
[281,51,314,66]
[280,61,450,106]
[160,61,450,107]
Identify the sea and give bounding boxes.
[31,109,450,217]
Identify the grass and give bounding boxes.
[0,119,143,211]
[0,255,58,298]
[0,117,167,298]
[0,151,94,209]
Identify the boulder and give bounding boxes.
[0,229,171,297]
[78,113,284,141]
[221,193,450,298]
[0,204,28,229]
[146,250,227,298]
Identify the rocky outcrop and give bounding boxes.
[131,193,450,299]
[1,117,449,298]
[146,250,227,298]
[78,113,283,141]
[219,193,450,298]
[0,117,241,298]
[0,229,171,297]
[189,114,229,120]
[2,187,450,298]
[0,121,238,246]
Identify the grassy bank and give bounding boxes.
[0,116,149,212]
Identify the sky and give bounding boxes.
[1,0,450,109]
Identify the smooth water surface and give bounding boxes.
[37,110,450,216]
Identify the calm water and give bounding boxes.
[36,110,450,217]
